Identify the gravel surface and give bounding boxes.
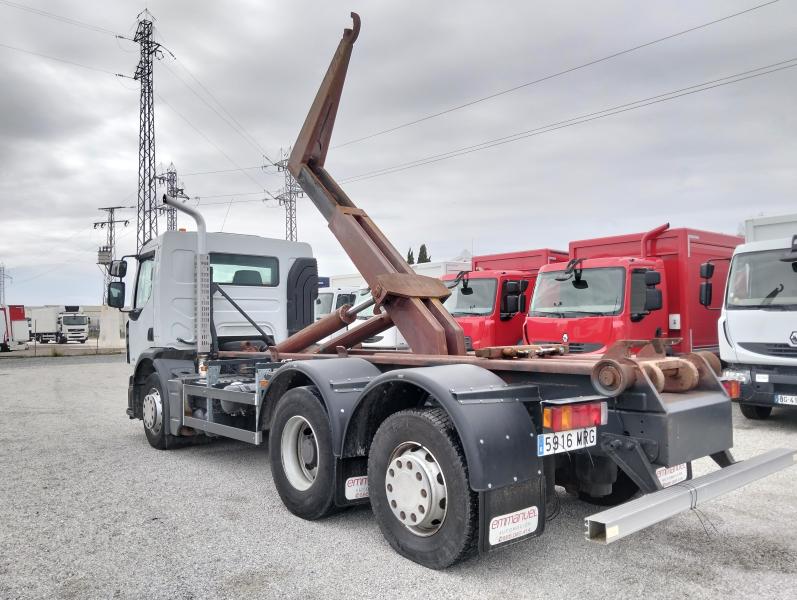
[1,355,796,599]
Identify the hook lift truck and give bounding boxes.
[106,14,796,569]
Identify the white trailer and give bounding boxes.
[701,213,797,419]
[28,307,59,343]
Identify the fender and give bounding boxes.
[343,363,544,491]
[262,357,382,454]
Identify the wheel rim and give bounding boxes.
[142,387,163,435]
[281,416,319,491]
[385,442,448,537]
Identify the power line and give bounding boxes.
[0,41,120,76]
[335,0,782,148]
[154,26,276,166]
[155,91,277,199]
[181,166,275,176]
[340,57,797,184]
[0,0,118,36]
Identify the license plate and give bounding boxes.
[776,394,797,405]
[537,427,596,456]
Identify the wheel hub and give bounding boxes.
[281,416,319,491]
[385,443,447,536]
[142,387,162,435]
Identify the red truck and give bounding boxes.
[441,249,567,350]
[523,224,741,355]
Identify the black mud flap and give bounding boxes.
[478,476,546,553]
[334,456,370,507]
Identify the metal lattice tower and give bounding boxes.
[156,162,188,230]
[0,263,9,305]
[133,14,162,250]
[276,148,302,241]
[95,206,131,303]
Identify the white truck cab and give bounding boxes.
[708,214,797,419]
[126,230,315,363]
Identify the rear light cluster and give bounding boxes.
[543,401,608,432]
[721,379,741,399]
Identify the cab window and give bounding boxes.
[210,253,278,286]
[134,257,155,308]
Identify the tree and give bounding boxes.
[417,244,431,263]
[406,248,415,265]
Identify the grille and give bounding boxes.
[739,343,797,358]
[530,341,602,354]
[364,335,384,344]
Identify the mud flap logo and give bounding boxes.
[345,476,369,500]
[488,506,539,546]
[656,463,687,488]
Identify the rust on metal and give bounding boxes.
[281,12,466,357]
[273,305,355,354]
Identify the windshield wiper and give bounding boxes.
[761,283,785,306]
[564,310,605,317]
[530,311,566,318]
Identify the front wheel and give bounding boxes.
[142,373,179,449]
[740,403,772,420]
[269,386,337,520]
[368,408,478,569]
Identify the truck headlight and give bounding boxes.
[722,368,750,384]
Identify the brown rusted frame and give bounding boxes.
[283,12,465,356]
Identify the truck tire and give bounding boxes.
[58,335,67,344]
[142,373,179,450]
[578,469,638,506]
[269,386,338,520]
[79,339,86,344]
[739,403,772,420]
[368,408,478,569]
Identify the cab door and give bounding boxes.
[127,254,156,363]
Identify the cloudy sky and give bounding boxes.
[1,0,795,306]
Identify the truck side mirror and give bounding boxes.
[644,270,661,286]
[109,260,127,278]
[504,281,520,294]
[644,288,662,312]
[502,294,519,317]
[699,262,714,279]
[107,281,126,309]
[519,280,529,293]
[699,281,713,307]
[518,294,527,314]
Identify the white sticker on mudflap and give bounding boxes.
[488,506,539,546]
[344,476,369,500]
[656,463,687,488]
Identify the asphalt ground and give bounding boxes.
[1,355,796,599]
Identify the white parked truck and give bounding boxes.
[29,306,89,343]
[105,15,796,570]
[700,213,797,419]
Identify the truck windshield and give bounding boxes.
[315,293,333,319]
[62,316,87,326]
[726,250,797,310]
[530,268,624,317]
[443,278,497,316]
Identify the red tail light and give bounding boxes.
[722,379,741,399]
[543,401,608,432]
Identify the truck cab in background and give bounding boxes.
[314,286,358,321]
[701,214,797,419]
[58,306,90,344]
[524,225,741,354]
[440,249,566,350]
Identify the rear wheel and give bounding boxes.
[368,408,478,569]
[578,469,639,506]
[269,386,337,520]
[740,403,772,420]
